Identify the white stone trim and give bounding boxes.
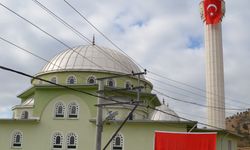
[10,130,23,149]
[66,75,77,85]
[53,101,66,119]
[111,133,124,150]
[106,78,116,87]
[66,132,78,149]
[86,75,97,85]
[51,131,64,149]
[67,101,80,120]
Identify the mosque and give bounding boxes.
[0,44,239,150]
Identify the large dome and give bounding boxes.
[40,45,142,75]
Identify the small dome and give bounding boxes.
[39,45,142,77]
[151,104,180,121]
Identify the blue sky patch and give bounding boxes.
[187,36,203,49]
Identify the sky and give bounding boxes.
[0,0,249,126]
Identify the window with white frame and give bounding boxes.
[67,76,76,85]
[52,132,63,149]
[12,131,23,148]
[68,102,79,119]
[51,77,57,84]
[87,76,96,85]
[66,133,77,149]
[107,79,115,87]
[54,102,65,118]
[21,111,29,119]
[111,133,123,150]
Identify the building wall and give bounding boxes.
[32,71,153,93]
[0,71,239,150]
[0,93,187,150]
[216,133,238,150]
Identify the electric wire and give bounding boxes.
[31,0,133,74]
[0,38,237,132]
[0,2,104,70]
[0,65,246,135]
[142,104,240,134]
[148,71,250,106]
[154,89,237,117]
[153,85,244,115]
[62,0,250,108]
[149,76,249,109]
[153,89,246,111]
[1,1,248,130]
[63,0,145,70]
[0,36,62,70]
[0,65,119,103]
[0,34,244,112]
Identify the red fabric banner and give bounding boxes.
[154,131,217,150]
[204,0,222,24]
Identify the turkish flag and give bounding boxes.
[204,0,222,24]
[154,131,217,150]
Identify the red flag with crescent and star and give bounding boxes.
[204,0,222,24]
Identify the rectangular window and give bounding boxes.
[55,114,64,117]
[68,145,76,149]
[69,114,77,118]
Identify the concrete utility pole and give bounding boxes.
[200,0,226,129]
[95,80,104,150]
[95,71,146,150]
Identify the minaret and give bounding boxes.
[200,0,226,129]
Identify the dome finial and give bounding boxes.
[92,34,95,45]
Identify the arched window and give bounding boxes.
[50,76,57,84]
[124,81,131,89]
[68,102,79,118]
[107,79,115,87]
[87,76,96,85]
[67,133,77,149]
[111,133,124,150]
[52,132,63,149]
[12,131,23,148]
[21,111,29,119]
[54,102,65,118]
[67,76,76,85]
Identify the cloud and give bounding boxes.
[0,0,249,127]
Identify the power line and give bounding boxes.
[63,0,145,71]
[1,0,248,129]
[0,2,104,70]
[0,1,246,140]
[148,71,250,106]
[142,104,243,134]
[31,0,133,74]
[61,0,250,108]
[154,89,237,117]
[148,75,250,109]
[0,65,118,103]
[0,65,246,136]
[153,89,247,111]
[0,36,62,70]
[153,85,235,115]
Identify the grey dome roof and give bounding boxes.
[151,104,180,121]
[40,45,142,76]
